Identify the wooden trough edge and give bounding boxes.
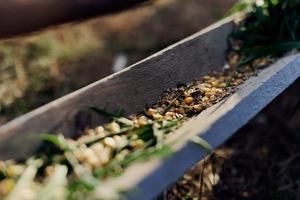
[104,54,300,200]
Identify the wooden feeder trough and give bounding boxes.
[1,16,300,200]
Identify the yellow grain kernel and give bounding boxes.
[137,116,148,126]
[211,81,220,87]
[104,137,117,148]
[178,107,185,114]
[146,108,157,117]
[95,126,105,135]
[201,96,209,102]
[193,105,203,111]
[105,122,120,133]
[165,111,175,118]
[152,113,163,120]
[130,139,144,148]
[201,87,212,93]
[184,97,194,105]
[205,90,216,97]
[0,179,15,195]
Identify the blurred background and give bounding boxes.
[0,0,237,125]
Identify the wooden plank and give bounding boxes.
[0,16,234,160]
[104,54,300,200]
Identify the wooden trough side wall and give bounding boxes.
[0,17,234,160]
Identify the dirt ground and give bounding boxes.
[166,78,300,200]
[0,0,236,125]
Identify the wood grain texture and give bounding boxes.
[105,54,300,200]
[0,16,234,160]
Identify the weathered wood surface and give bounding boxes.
[104,54,300,200]
[0,16,234,160]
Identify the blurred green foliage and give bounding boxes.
[230,0,300,65]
